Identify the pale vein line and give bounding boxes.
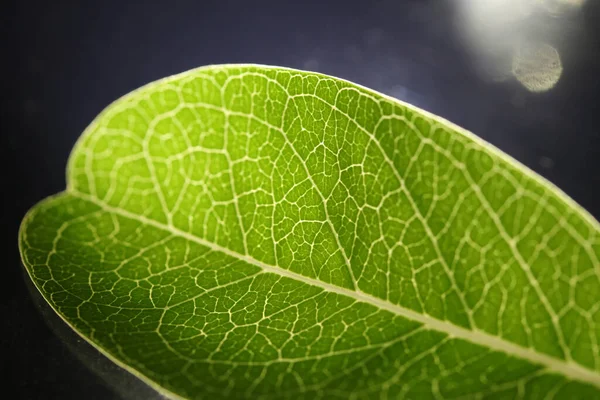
[220,73,359,291]
[70,190,600,390]
[412,122,572,360]
[189,73,474,327]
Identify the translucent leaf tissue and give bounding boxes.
[19,65,600,399]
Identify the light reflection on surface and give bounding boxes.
[512,42,562,92]
[454,0,585,91]
[542,0,586,15]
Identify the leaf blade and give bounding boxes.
[20,64,600,399]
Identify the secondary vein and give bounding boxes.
[69,189,600,390]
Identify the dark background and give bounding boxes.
[2,0,599,398]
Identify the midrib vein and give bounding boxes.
[71,190,600,389]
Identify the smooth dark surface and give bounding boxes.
[2,0,599,398]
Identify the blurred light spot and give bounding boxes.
[540,0,586,15]
[389,84,428,109]
[303,59,320,71]
[453,0,581,92]
[455,0,528,82]
[539,156,555,169]
[512,42,562,92]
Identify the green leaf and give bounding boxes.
[19,65,600,399]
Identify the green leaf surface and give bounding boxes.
[19,65,600,399]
